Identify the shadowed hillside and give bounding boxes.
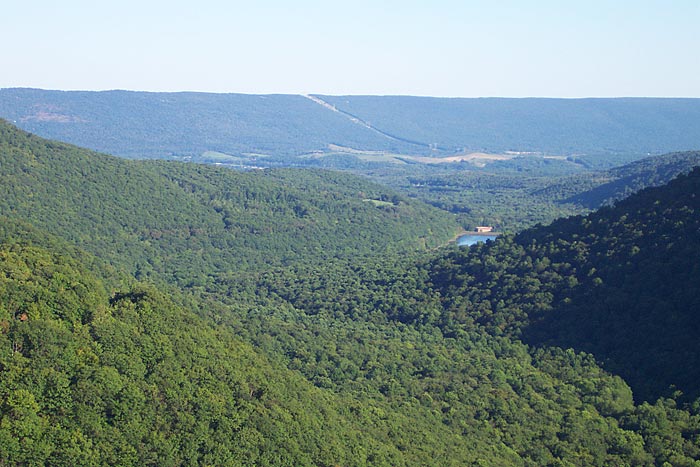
[427,168,700,402]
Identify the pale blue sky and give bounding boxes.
[2,0,698,97]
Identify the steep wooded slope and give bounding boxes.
[428,168,700,403]
[0,119,458,284]
[0,219,460,467]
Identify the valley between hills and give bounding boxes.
[1,91,700,466]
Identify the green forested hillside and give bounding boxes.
[426,168,700,403]
[0,220,667,467]
[523,168,700,402]
[234,165,700,464]
[1,219,472,467]
[0,119,458,284]
[2,122,700,466]
[194,171,700,466]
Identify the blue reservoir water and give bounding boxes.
[457,234,498,247]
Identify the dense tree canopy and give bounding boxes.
[1,121,700,466]
[0,119,458,284]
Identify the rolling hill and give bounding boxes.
[0,119,458,284]
[560,150,700,208]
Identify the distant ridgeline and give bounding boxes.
[395,150,700,232]
[561,150,700,208]
[1,88,700,159]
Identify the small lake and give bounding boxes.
[457,234,498,247]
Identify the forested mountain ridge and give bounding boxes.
[523,167,700,402]
[427,167,700,402]
[4,89,700,237]
[2,88,700,160]
[318,95,700,156]
[0,119,458,284]
[0,89,407,158]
